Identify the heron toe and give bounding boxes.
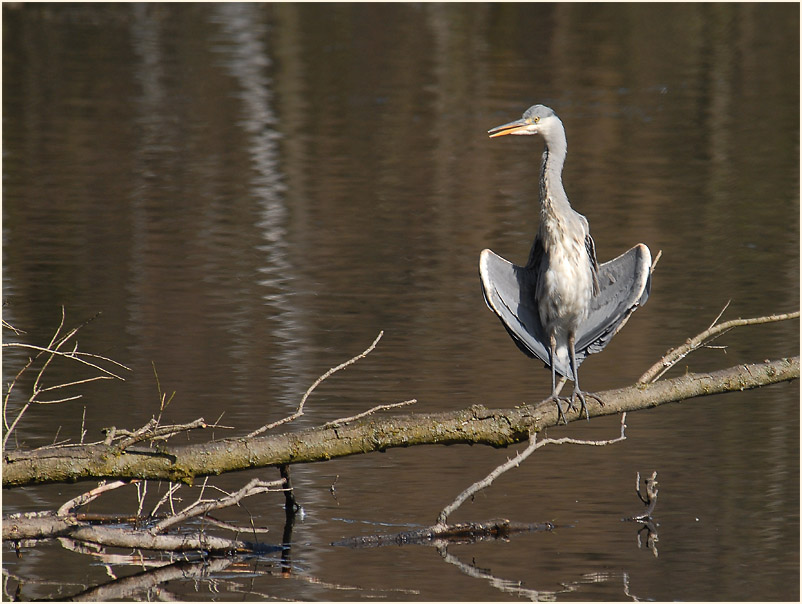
[571,388,590,421]
[550,395,569,425]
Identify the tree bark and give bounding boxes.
[3,356,798,489]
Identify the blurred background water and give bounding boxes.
[2,3,799,600]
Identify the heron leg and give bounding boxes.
[549,332,568,425]
[568,333,589,421]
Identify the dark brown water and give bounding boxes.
[3,3,799,601]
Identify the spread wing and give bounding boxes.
[575,243,652,355]
[479,246,562,373]
[479,243,651,378]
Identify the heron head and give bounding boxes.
[488,105,561,139]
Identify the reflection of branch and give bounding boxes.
[63,555,236,601]
[436,544,549,600]
[247,331,385,438]
[639,308,799,384]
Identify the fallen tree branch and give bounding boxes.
[51,523,275,553]
[4,356,797,489]
[3,478,286,554]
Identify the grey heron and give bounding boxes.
[479,105,652,423]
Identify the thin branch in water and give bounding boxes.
[51,425,62,446]
[2,318,26,336]
[436,413,628,527]
[35,394,84,405]
[39,375,114,396]
[638,309,800,384]
[247,331,385,438]
[3,356,34,434]
[151,362,175,425]
[136,480,148,519]
[436,433,540,527]
[626,471,659,520]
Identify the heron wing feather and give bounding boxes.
[479,248,571,376]
[575,243,652,359]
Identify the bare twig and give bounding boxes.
[150,477,284,534]
[247,331,385,438]
[148,483,182,519]
[638,308,799,384]
[537,411,628,448]
[151,362,175,426]
[320,398,417,428]
[2,309,131,449]
[2,343,130,380]
[650,249,663,273]
[57,480,135,516]
[2,318,26,336]
[114,418,209,449]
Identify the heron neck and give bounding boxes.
[539,135,569,210]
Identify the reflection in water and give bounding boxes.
[209,4,307,403]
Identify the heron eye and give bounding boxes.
[533,117,540,124]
